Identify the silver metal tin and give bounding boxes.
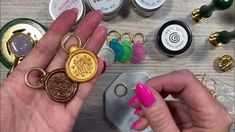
[132,0,165,17]
[87,0,124,20]
[49,0,86,22]
[104,72,152,132]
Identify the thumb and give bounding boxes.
[136,83,179,132]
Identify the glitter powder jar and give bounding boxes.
[157,20,192,56]
[49,0,86,22]
[87,0,124,20]
[132,0,165,17]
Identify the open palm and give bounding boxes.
[0,9,107,132]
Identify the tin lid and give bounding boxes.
[157,20,192,56]
[88,0,124,16]
[0,18,46,69]
[133,0,165,12]
[49,0,85,21]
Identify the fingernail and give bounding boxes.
[128,95,138,107]
[130,119,140,130]
[97,9,103,15]
[136,83,155,107]
[72,8,79,14]
[99,57,107,75]
[134,108,142,115]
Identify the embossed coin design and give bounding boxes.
[61,33,98,82]
[25,68,78,103]
[216,55,234,72]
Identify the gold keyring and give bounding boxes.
[104,38,110,46]
[24,68,46,89]
[61,32,82,53]
[121,32,133,43]
[108,30,121,40]
[133,33,146,44]
[114,83,128,97]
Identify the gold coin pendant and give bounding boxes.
[66,47,98,82]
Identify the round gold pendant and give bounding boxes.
[43,69,78,103]
[217,55,234,72]
[66,46,98,82]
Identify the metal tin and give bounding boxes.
[157,20,192,56]
[49,0,86,22]
[87,0,124,20]
[132,0,165,17]
[0,18,46,69]
[104,72,152,132]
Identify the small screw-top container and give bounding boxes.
[157,20,192,56]
[132,0,165,17]
[87,0,124,20]
[0,18,46,69]
[49,0,86,22]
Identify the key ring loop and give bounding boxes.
[114,83,128,97]
[24,68,46,89]
[133,33,146,44]
[121,32,133,43]
[108,30,121,40]
[61,32,82,53]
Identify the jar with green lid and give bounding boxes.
[0,18,46,69]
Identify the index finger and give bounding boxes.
[146,70,217,110]
[14,8,78,73]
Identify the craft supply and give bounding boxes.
[209,30,235,46]
[25,68,78,103]
[132,0,165,17]
[104,72,152,132]
[87,0,124,20]
[98,44,115,66]
[108,38,125,62]
[49,0,85,22]
[192,0,234,23]
[119,40,133,63]
[131,33,146,64]
[61,32,98,82]
[216,55,234,72]
[0,18,46,69]
[157,20,192,56]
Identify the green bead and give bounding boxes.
[119,40,133,63]
[217,30,235,44]
[200,0,233,18]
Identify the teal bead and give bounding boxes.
[108,39,125,62]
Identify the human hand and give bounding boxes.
[128,70,233,132]
[0,9,107,132]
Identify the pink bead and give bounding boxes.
[130,43,146,64]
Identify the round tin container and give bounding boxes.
[157,20,192,56]
[87,0,124,20]
[49,0,86,22]
[0,18,46,69]
[132,0,165,17]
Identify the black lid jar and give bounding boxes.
[157,20,192,56]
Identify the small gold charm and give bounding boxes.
[192,8,206,23]
[209,32,221,47]
[25,68,78,103]
[217,55,234,72]
[61,32,98,82]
